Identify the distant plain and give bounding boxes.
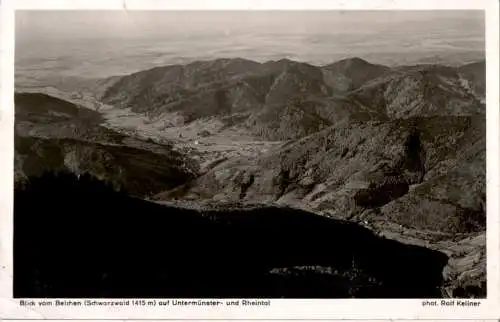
[16,10,485,89]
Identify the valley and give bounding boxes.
[14,56,487,299]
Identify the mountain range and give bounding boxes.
[14,56,486,298]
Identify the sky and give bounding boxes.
[16,10,485,41]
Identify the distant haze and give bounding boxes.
[16,10,485,87]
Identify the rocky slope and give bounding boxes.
[15,57,487,298]
[153,116,485,297]
[137,58,486,297]
[99,58,484,141]
[155,116,485,233]
[457,59,486,102]
[15,136,197,197]
[14,92,198,196]
[350,64,485,119]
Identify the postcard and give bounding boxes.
[0,0,499,320]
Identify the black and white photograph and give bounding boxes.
[12,9,487,300]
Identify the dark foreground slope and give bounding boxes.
[15,171,448,298]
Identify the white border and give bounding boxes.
[1,0,499,320]
[5,0,493,10]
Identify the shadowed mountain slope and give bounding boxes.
[15,92,127,143]
[14,92,199,196]
[15,56,486,299]
[15,136,197,197]
[16,91,103,120]
[153,115,485,298]
[15,171,449,298]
